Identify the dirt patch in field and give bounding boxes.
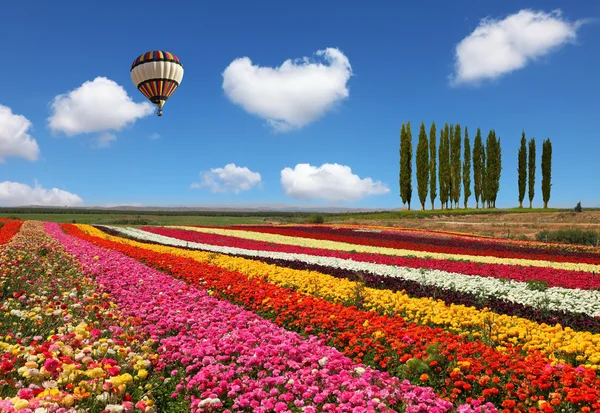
[336,211,600,239]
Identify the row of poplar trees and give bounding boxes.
[517,133,553,209]
[400,121,501,210]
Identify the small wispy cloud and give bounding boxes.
[191,163,262,193]
[92,132,117,149]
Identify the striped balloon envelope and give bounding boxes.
[130,51,184,116]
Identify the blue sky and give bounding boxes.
[1,0,598,209]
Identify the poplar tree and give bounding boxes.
[463,127,471,208]
[448,124,454,208]
[518,131,527,208]
[429,122,437,210]
[416,122,429,210]
[482,146,488,208]
[399,123,406,206]
[439,124,450,209]
[485,130,495,208]
[400,122,413,209]
[473,128,484,208]
[542,138,552,208]
[485,130,502,208]
[528,138,536,208]
[451,124,462,208]
[496,134,502,207]
[445,124,451,208]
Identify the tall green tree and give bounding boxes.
[399,123,406,206]
[451,124,462,208]
[472,128,484,208]
[398,122,406,204]
[482,146,488,208]
[463,127,471,208]
[416,122,429,210]
[518,131,527,208]
[439,124,450,209]
[448,124,454,208]
[429,122,437,210]
[542,138,552,209]
[528,138,536,208]
[400,122,413,209]
[485,130,502,208]
[485,130,494,208]
[444,124,454,209]
[494,131,502,208]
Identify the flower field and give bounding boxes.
[2,221,600,412]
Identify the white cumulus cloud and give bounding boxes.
[0,181,83,206]
[191,163,262,193]
[222,48,352,132]
[48,77,154,135]
[451,9,586,85]
[0,104,40,162]
[280,163,389,203]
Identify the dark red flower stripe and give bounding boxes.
[221,225,600,265]
[255,225,600,258]
[64,224,600,411]
[0,220,22,244]
[142,226,600,291]
[102,226,600,334]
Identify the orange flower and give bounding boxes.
[420,373,429,382]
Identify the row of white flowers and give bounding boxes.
[107,226,600,317]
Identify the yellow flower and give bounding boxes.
[12,398,29,410]
[62,394,75,407]
[137,369,148,379]
[85,367,105,379]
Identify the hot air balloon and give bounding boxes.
[130,51,184,117]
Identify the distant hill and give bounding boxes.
[11,204,399,214]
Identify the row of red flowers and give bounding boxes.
[141,226,600,291]
[0,220,23,244]
[65,224,600,412]
[222,225,600,265]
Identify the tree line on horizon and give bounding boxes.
[399,122,553,211]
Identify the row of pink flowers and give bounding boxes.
[140,226,600,290]
[46,223,493,413]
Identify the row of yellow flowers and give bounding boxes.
[171,226,600,273]
[78,224,600,370]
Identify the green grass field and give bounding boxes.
[0,213,267,226]
[332,207,563,221]
[0,206,593,226]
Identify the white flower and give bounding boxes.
[198,397,221,407]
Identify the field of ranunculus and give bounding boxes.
[2,220,600,412]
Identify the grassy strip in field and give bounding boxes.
[330,207,564,221]
[0,207,576,224]
[0,213,268,226]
